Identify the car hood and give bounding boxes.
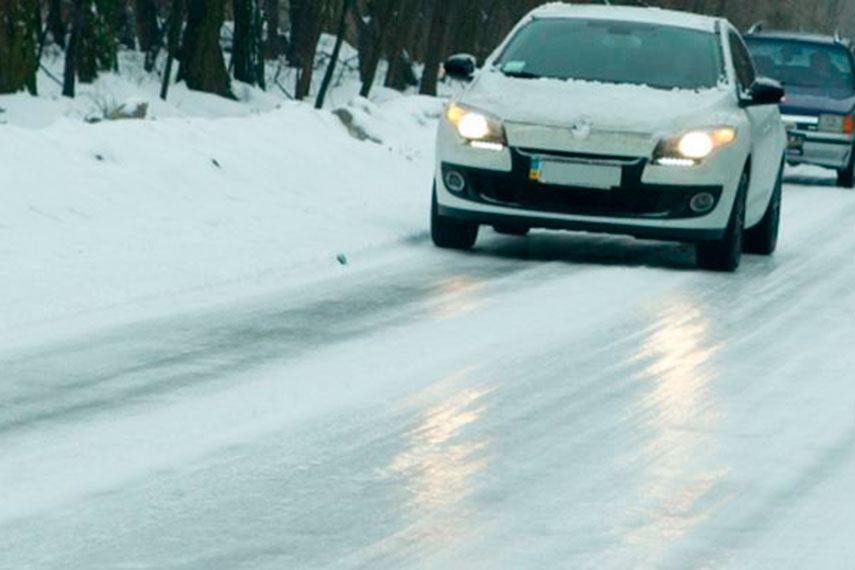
[459,71,736,135]
[779,84,855,116]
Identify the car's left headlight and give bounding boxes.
[446,103,506,151]
[653,127,737,166]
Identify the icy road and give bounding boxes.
[2,174,854,570]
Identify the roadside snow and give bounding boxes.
[0,93,442,345]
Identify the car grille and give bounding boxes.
[442,150,722,220]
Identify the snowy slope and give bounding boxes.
[0,93,442,345]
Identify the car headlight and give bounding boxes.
[819,113,854,134]
[654,127,737,166]
[446,103,506,150]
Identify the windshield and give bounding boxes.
[745,38,855,95]
[495,18,724,90]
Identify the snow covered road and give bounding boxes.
[2,175,855,569]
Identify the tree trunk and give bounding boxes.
[75,0,117,82]
[134,0,161,71]
[315,0,352,109]
[160,0,183,99]
[63,0,84,96]
[46,0,65,47]
[0,0,39,94]
[178,0,232,98]
[263,0,279,58]
[290,0,324,100]
[233,0,264,86]
[384,0,420,90]
[353,0,372,84]
[115,0,136,49]
[75,0,98,82]
[94,0,118,72]
[359,0,398,98]
[419,0,451,96]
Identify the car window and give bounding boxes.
[745,37,855,95]
[729,30,757,92]
[495,18,723,91]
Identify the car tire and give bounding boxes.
[744,163,782,256]
[493,224,530,237]
[431,186,478,250]
[837,147,855,188]
[697,170,748,273]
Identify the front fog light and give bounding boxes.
[690,192,716,213]
[444,170,466,192]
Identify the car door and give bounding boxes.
[728,28,782,225]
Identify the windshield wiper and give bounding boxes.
[500,68,543,79]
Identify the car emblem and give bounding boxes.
[570,117,593,140]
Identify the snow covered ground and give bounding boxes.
[1,172,854,569]
[1,58,445,349]
[2,45,854,570]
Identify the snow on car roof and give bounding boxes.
[529,3,720,33]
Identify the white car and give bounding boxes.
[432,4,787,271]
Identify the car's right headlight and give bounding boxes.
[446,103,506,151]
[819,113,854,135]
[653,127,737,166]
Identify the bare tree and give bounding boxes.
[134,0,161,71]
[46,0,65,48]
[290,0,326,100]
[179,0,232,97]
[359,0,399,97]
[160,0,183,99]
[384,0,421,90]
[62,0,84,96]
[419,0,451,96]
[263,0,281,58]
[0,0,38,94]
[233,0,265,86]
[316,0,354,109]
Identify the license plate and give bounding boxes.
[787,133,805,153]
[530,158,621,190]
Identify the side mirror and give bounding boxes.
[745,76,785,106]
[444,54,477,82]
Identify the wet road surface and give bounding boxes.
[2,176,854,569]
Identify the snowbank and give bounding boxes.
[0,93,443,344]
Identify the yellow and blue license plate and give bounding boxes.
[530,157,621,190]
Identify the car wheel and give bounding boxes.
[837,147,855,188]
[493,224,530,237]
[431,186,478,250]
[744,163,782,256]
[697,170,747,272]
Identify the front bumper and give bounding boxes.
[436,150,738,244]
[441,151,724,221]
[434,116,746,243]
[438,203,727,241]
[786,129,854,169]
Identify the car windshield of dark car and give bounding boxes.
[495,18,724,90]
[745,38,855,96]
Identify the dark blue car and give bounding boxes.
[745,29,855,187]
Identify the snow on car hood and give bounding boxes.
[458,70,736,135]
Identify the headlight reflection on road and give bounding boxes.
[431,276,486,320]
[383,384,490,512]
[622,299,730,552]
[377,369,492,558]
